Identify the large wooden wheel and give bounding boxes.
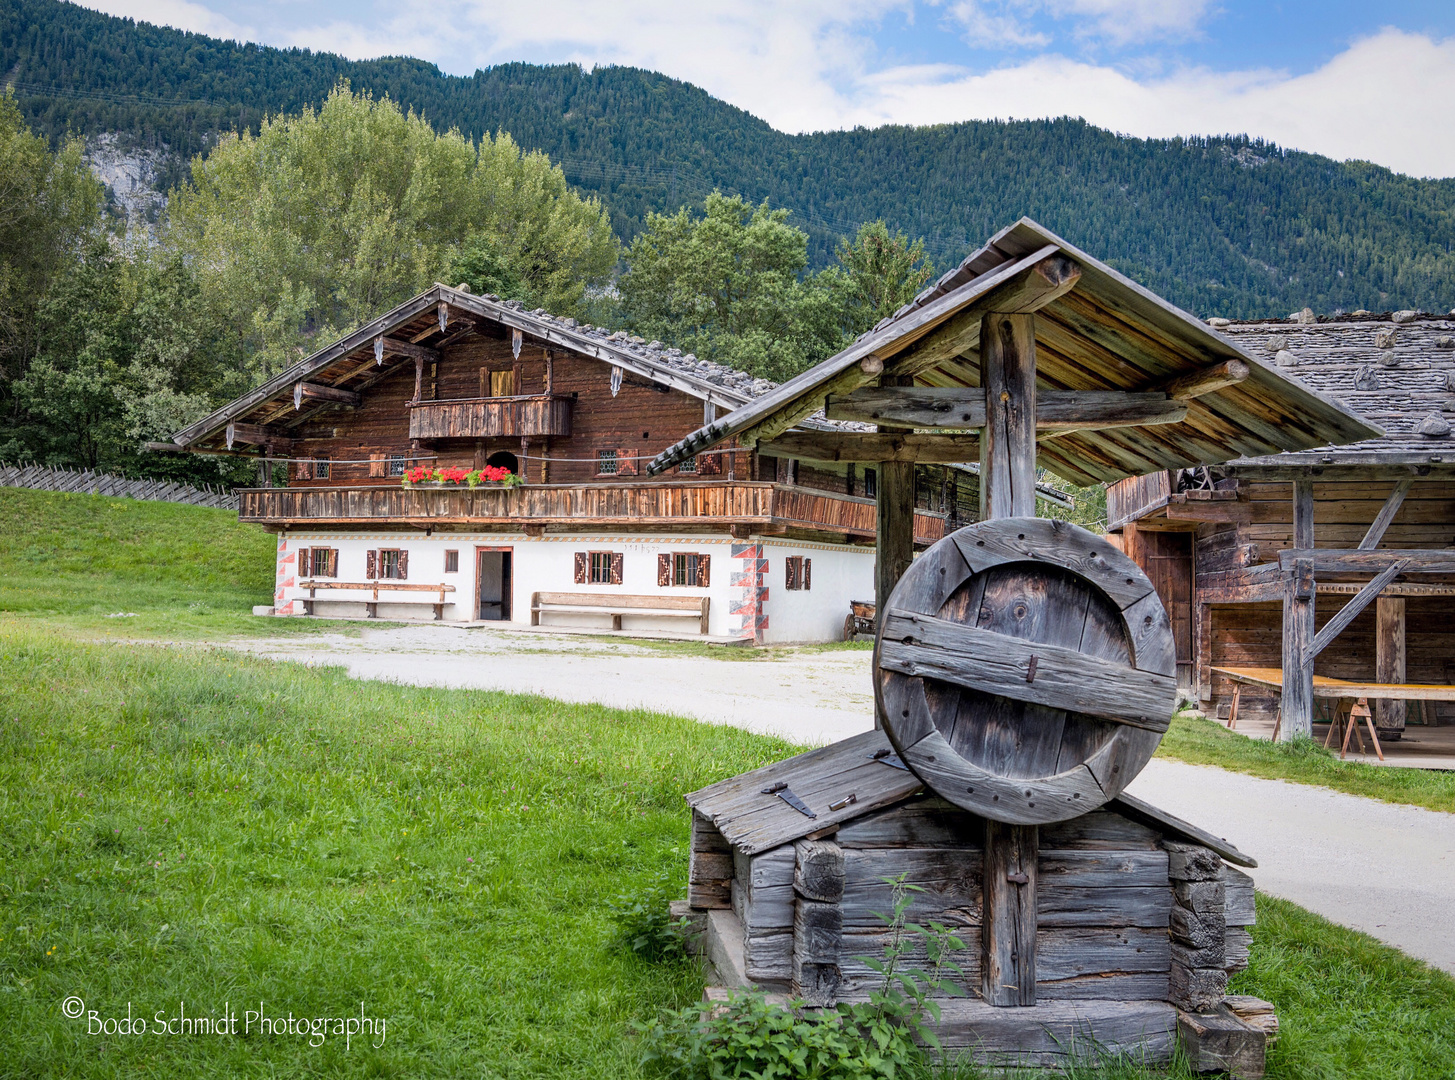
[874,518,1177,825]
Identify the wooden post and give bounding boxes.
[1376,597,1406,736]
[875,371,917,635]
[544,349,554,395]
[1280,480,1316,740]
[980,313,1037,519]
[978,312,1039,1006]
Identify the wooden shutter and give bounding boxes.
[366,550,378,579]
[369,453,386,478]
[295,459,313,481]
[785,556,799,591]
[325,549,338,578]
[802,558,811,591]
[657,553,672,587]
[616,448,638,476]
[609,551,623,585]
[695,553,710,588]
[697,451,721,476]
[574,551,587,584]
[298,548,312,578]
[397,549,409,580]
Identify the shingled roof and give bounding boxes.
[647,218,1381,485]
[1208,312,1455,471]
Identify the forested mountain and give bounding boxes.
[5,0,1455,318]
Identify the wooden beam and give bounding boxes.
[294,381,362,408]
[1307,559,1408,661]
[1280,479,1315,741]
[226,422,292,450]
[981,312,1038,518]
[760,432,979,463]
[825,387,1185,431]
[1278,548,1455,574]
[983,820,1037,1006]
[1221,459,1455,483]
[1157,359,1249,401]
[875,372,917,648]
[1376,597,1407,733]
[381,336,441,364]
[1357,478,1413,550]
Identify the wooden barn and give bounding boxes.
[158,286,1066,642]
[652,219,1375,1073]
[1107,310,1455,745]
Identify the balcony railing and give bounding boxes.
[407,394,573,440]
[238,481,946,544]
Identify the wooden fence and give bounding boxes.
[0,461,238,510]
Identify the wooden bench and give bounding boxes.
[531,591,710,635]
[296,579,456,620]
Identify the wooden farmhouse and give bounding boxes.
[1106,311,1455,742]
[653,219,1375,1073]
[162,286,1066,642]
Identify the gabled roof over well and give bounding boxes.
[649,218,1381,486]
[169,284,776,451]
[687,729,1255,866]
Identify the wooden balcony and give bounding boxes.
[239,481,946,544]
[407,394,573,440]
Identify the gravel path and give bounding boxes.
[228,623,1455,975]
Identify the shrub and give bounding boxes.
[608,869,691,961]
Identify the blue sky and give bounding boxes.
[87,1,1455,176]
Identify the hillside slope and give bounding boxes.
[5,0,1455,317]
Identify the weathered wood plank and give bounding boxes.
[1038,849,1170,888]
[983,820,1038,1005]
[1376,596,1408,732]
[1111,793,1257,868]
[760,431,980,463]
[841,847,984,929]
[1037,926,1172,979]
[834,797,983,849]
[1277,548,1455,573]
[880,610,1177,732]
[793,899,843,1006]
[1038,885,1172,928]
[1157,359,1250,400]
[980,312,1038,518]
[1039,810,1162,851]
[824,388,1184,431]
[931,998,1178,1060]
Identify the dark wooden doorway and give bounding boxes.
[476,547,513,621]
[1124,525,1193,685]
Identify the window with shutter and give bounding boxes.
[616,449,639,477]
[609,551,623,584]
[397,549,408,580]
[574,551,588,584]
[695,554,710,588]
[657,553,671,587]
[802,558,811,591]
[315,456,330,480]
[677,456,698,474]
[298,548,312,577]
[387,455,407,477]
[366,550,378,579]
[785,556,802,590]
[378,549,402,579]
[369,454,386,478]
[596,449,618,475]
[316,549,338,578]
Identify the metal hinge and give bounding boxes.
[869,748,910,771]
[761,781,816,819]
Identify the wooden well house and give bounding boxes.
[651,220,1376,1073]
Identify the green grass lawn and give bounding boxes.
[2,629,1453,1079]
[1158,713,1455,815]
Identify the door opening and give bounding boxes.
[477,548,513,621]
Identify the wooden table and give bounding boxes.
[1211,666,1455,759]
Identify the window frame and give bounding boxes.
[677,455,698,475]
[596,448,619,476]
[443,549,459,573]
[314,455,330,480]
[379,548,404,579]
[387,454,408,477]
[673,552,699,586]
[589,550,613,584]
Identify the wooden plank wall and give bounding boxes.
[1120,476,1455,723]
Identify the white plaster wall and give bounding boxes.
[276,531,872,642]
[759,539,876,644]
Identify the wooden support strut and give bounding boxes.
[977,309,1039,1005]
[1279,480,1316,741]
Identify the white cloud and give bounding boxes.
[944,0,1213,49]
[945,2,1049,49]
[853,29,1455,177]
[81,0,252,42]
